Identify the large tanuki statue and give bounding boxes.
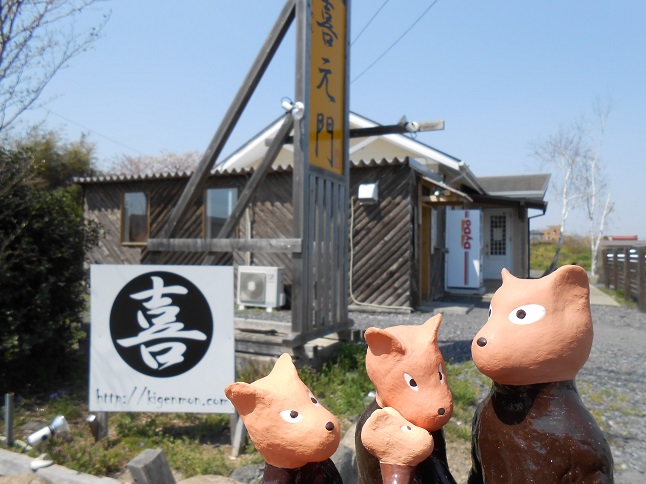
[469,265,613,483]
[226,353,342,483]
[355,314,456,483]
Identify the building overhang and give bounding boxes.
[419,176,473,205]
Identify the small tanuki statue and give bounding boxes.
[361,406,435,484]
[225,353,342,483]
[469,265,614,483]
[355,314,456,483]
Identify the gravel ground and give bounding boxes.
[237,295,646,483]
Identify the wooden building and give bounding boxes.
[78,113,549,310]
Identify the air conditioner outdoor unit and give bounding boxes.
[237,266,285,312]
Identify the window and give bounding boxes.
[205,188,237,238]
[490,214,507,256]
[122,192,149,244]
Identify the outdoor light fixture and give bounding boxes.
[27,415,70,447]
[280,98,304,119]
[358,182,379,205]
[27,415,70,470]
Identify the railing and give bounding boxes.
[600,245,646,312]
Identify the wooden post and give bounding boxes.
[612,248,619,291]
[602,247,610,288]
[203,114,294,265]
[230,413,248,458]
[623,247,631,301]
[638,247,646,312]
[146,0,296,263]
[97,412,109,441]
[4,393,14,446]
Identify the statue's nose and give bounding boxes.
[477,337,487,347]
[325,421,335,431]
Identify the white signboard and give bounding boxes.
[89,265,235,413]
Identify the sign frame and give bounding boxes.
[89,264,235,414]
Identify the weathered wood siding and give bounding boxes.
[241,171,294,292]
[81,161,418,309]
[349,164,415,308]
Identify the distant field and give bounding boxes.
[530,239,592,272]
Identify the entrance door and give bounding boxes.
[484,209,511,279]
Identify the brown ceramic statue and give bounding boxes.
[469,265,614,483]
[355,314,456,483]
[361,406,435,484]
[225,353,342,483]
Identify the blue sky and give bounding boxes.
[18,1,646,238]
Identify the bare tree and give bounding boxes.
[0,0,108,133]
[581,100,614,277]
[533,101,614,275]
[109,150,202,176]
[533,123,587,274]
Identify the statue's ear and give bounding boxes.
[501,268,514,282]
[225,382,263,417]
[365,327,405,357]
[421,313,442,343]
[270,353,300,381]
[551,264,590,298]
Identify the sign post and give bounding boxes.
[290,0,351,345]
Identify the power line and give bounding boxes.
[351,0,390,46]
[42,108,145,156]
[351,0,441,84]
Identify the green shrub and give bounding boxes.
[0,148,99,395]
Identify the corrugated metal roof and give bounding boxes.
[478,174,550,200]
[74,157,410,184]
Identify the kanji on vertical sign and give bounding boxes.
[308,0,347,175]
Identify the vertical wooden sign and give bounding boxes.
[307,0,347,176]
[291,0,350,344]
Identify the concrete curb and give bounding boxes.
[0,448,117,483]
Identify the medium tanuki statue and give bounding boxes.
[355,314,456,483]
[225,353,342,483]
[469,265,614,483]
[361,406,435,484]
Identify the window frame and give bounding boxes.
[204,187,238,239]
[120,191,150,246]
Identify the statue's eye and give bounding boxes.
[401,425,412,432]
[488,304,492,319]
[508,304,546,325]
[438,363,445,385]
[280,410,302,423]
[309,392,320,406]
[404,373,418,392]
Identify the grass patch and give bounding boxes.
[530,238,592,272]
[578,382,644,421]
[2,396,261,478]
[0,342,374,478]
[598,286,637,308]
[444,360,490,441]
[299,342,374,422]
[1,343,493,477]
